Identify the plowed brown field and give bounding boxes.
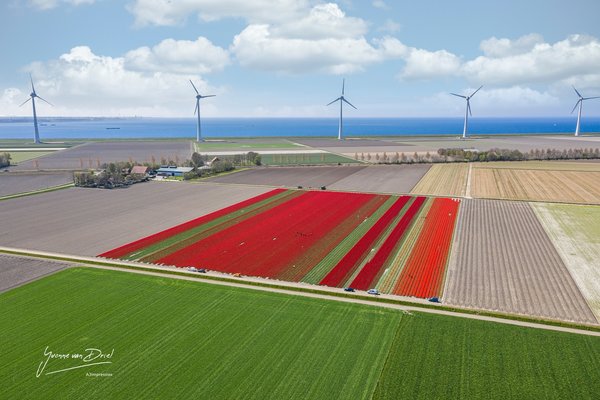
[443,199,597,324]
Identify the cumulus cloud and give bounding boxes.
[124,37,230,74]
[272,3,368,39]
[1,46,222,117]
[463,34,600,87]
[128,0,308,26]
[372,0,388,9]
[231,26,405,74]
[399,48,461,80]
[27,0,95,10]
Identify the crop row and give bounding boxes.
[101,190,460,299]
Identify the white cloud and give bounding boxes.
[272,3,367,39]
[231,25,405,74]
[27,0,95,10]
[399,48,461,79]
[1,46,223,117]
[124,37,230,74]
[128,0,308,26]
[372,0,388,9]
[378,19,401,34]
[479,33,544,58]
[463,34,600,87]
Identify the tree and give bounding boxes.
[0,152,10,168]
[191,152,204,167]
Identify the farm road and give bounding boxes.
[2,248,599,337]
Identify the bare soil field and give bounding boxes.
[532,203,600,320]
[0,254,71,292]
[471,168,600,204]
[206,166,366,187]
[410,164,468,197]
[443,199,597,324]
[0,182,270,256]
[474,160,600,172]
[0,172,72,197]
[329,165,430,193]
[11,141,193,171]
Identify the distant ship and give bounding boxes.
[106,127,121,130]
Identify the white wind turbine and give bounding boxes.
[327,79,357,140]
[571,86,599,137]
[190,80,215,142]
[451,85,483,139]
[19,74,52,144]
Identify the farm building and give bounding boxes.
[156,166,194,177]
[130,165,149,175]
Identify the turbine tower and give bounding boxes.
[571,86,599,137]
[190,80,215,142]
[451,85,483,139]
[327,79,357,140]
[19,75,52,144]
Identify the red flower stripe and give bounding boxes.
[98,188,286,259]
[278,194,389,282]
[350,196,426,291]
[156,191,375,278]
[319,196,410,288]
[393,198,460,298]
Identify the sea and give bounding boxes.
[1,117,599,140]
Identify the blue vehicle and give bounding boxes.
[343,287,355,292]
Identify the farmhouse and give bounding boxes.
[156,166,194,177]
[130,165,149,175]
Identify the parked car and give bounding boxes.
[367,289,380,295]
[187,267,198,272]
[343,287,355,292]
[428,297,441,303]
[197,268,207,273]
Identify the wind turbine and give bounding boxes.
[190,80,215,142]
[19,74,52,144]
[451,85,483,139]
[327,79,357,140]
[571,86,599,137]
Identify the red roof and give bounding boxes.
[131,166,148,174]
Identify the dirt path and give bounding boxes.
[2,246,599,337]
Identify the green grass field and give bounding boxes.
[7,151,53,163]
[0,268,400,399]
[1,267,599,399]
[260,152,359,165]
[195,139,303,151]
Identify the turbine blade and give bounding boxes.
[201,94,216,98]
[37,96,53,106]
[327,97,341,106]
[19,98,31,107]
[470,85,483,98]
[468,101,472,116]
[583,96,600,100]
[30,73,36,93]
[573,86,583,98]
[342,78,345,96]
[194,101,199,115]
[450,93,467,99]
[189,80,200,95]
[342,97,357,110]
[571,99,581,114]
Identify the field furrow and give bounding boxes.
[443,199,596,324]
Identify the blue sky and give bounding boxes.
[1,0,600,117]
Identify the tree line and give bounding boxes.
[354,147,600,164]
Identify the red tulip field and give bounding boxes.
[100,189,460,298]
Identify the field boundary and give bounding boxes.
[2,246,599,335]
[0,182,74,201]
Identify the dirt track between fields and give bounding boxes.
[1,248,598,337]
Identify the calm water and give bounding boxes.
[1,117,599,139]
